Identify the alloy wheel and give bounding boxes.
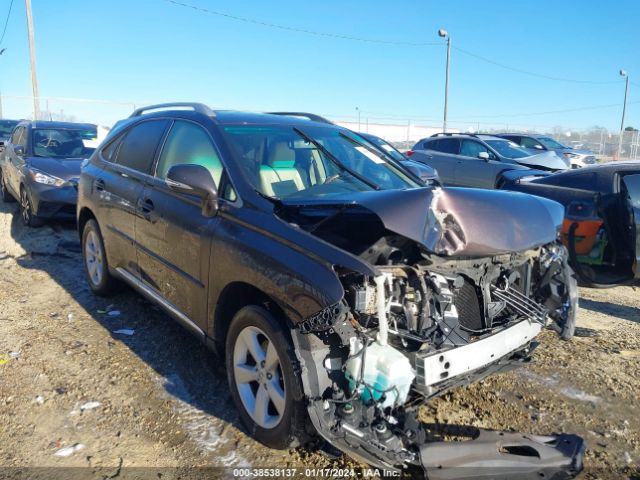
[84,230,104,287]
[20,189,31,225]
[232,325,286,429]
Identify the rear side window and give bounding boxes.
[437,138,460,154]
[541,172,597,190]
[115,120,169,174]
[155,121,224,188]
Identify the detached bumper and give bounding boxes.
[28,182,77,219]
[420,430,585,479]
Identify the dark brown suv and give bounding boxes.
[77,103,584,477]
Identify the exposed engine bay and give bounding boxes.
[279,189,584,478]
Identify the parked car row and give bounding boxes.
[0,105,585,478]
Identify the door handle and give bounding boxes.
[139,198,155,221]
[94,179,105,191]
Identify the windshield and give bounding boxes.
[538,136,566,149]
[364,135,406,162]
[222,125,420,201]
[32,128,98,158]
[484,139,532,159]
[0,120,18,138]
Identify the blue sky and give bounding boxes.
[0,0,638,130]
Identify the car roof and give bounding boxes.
[497,133,551,139]
[420,133,506,142]
[20,120,97,130]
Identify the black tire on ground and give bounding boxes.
[19,186,43,227]
[225,305,311,449]
[0,169,15,203]
[81,218,120,296]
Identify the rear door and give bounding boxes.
[96,119,170,275]
[455,139,503,188]
[136,120,225,328]
[419,138,459,185]
[621,174,640,277]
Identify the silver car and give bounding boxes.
[408,133,568,189]
[497,133,597,169]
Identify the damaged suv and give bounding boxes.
[78,104,583,478]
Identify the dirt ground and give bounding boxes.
[0,199,638,479]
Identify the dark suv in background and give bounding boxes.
[408,133,568,188]
[76,103,583,478]
[0,120,98,226]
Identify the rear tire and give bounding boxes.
[0,169,14,203]
[81,218,119,296]
[225,306,310,449]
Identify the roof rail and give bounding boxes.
[267,111,334,125]
[129,102,215,118]
[429,132,479,138]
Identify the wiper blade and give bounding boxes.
[293,127,380,191]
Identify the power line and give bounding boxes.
[0,0,15,47]
[452,46,621,85]
[164,0,441,47]
[165,1,629,86]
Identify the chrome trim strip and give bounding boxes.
[115,267,205,338]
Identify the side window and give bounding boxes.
[520,137,542,149]
[438,138,460,155]
[155,121,224,189]
[460,140,490,158]
[115,120,169,174]
[11,127,25,147]
[424,139,437,150]
[562,173,597,190]
[101,135,124,162]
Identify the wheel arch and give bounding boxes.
[213,281,290,354]
[77,207,97,241]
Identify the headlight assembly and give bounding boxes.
[29,169,66,187]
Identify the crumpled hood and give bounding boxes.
[28,156,83,181]
[288,187,565,257]
[517,151,569,171]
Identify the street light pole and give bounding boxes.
[618,70,629,160]
[25,0,40,120]
[438,29,451,133]
[356,106,361,131]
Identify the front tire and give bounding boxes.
[225,306,310,449]
[81,219,119,296]
[19,187,43,227]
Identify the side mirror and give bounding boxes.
[14,145,25,156]
[166,164,219,217]
[478,151,490,161]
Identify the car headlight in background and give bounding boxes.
[28,168,66,187]
[563,152,581,159]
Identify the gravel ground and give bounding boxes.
[0,200,638,479]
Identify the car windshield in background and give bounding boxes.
[222,125,420,201]
[32,128,98,158]
[485,139,531,159]
[0,120,19,138]
[364,135,406,162]
[538,136,567,149]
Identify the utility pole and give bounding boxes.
[25,0,40,120]
[618,69,629,160]
[438,29,451,133]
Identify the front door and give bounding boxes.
[455,139,503,189]
[136,120,224,327]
